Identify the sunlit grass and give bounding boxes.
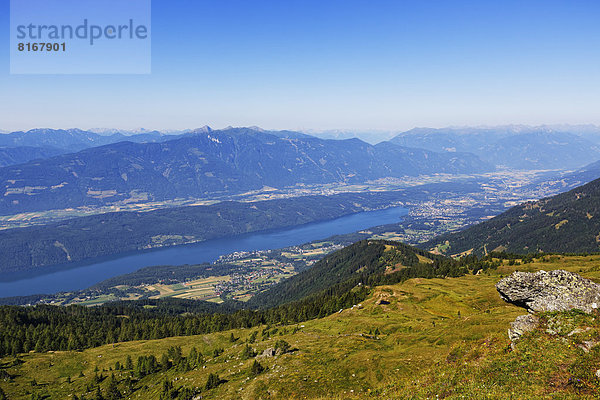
[3,255,600,399]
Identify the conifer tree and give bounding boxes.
[160,353,170,371]
[249,360,265,377]
[125,355,133,370]
[94,386,104,400]
[106,373,121,400]
[241,344,256,359]
[205,373,221,390]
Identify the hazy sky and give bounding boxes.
[1,0,599,132]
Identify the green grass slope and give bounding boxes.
[4,254,600,399]
[0,240,484,359]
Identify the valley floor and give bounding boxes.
[0,169,561,231]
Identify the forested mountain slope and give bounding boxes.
[0,193,402,272]
[0,146,66,167]
[424,176,600,255]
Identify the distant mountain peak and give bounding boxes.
[247,126,266,132]
[190,126,212,134]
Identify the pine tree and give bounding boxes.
[159,379,175,400]
[188,347,201,367]
[125,355,133,370]
[106,373,121,400]
[248,331,258,343]
[241,344,256,359]
[167,346,182,365]
[205,373,221,390]
[274,339,290,354]
[123,376,134,395]
[160,353,171,371]
[249,360,265,377]
[94,387,104,400]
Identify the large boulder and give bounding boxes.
[496,269,600,313]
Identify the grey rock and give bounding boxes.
[508,314,539,343]
[496,270,600,313]
[578,340,598,353]
[261,348,276,357]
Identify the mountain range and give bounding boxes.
[0,127,492,215]
[390,125,600,170]
[0,128,182,152]
[0,128,186,168]
[4,125,600,172]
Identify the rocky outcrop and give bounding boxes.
[497,269,600,345]
[261,348,276,357]
[496,269,600,313]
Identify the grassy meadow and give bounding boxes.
[2,255,600,399]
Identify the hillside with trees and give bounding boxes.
[0,192,404,272]
[424,176,600,256]
[1,252,598,399]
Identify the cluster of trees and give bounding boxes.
[130,346,204,379]
[61,342,266,400]
[0,284,368,357]
[66,346,205,400]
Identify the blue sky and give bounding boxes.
[1,0,599,132]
